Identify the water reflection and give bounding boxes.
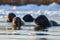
[35,38,47,40]
[40,38,47,40]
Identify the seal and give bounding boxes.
[12,17,24,30]
[6,13,16,22]
[34,15,51,27]
[34,15,51,31]
[23,14,34,22]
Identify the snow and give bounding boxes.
[39,5,48,11]
[48,2,60,11]
[0,2,60,17]
[0,2,60,11]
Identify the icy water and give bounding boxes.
[0,17,60,40]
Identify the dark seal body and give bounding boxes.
[50,20,60,26]
[34,15,51,31]
[23,14,34,22]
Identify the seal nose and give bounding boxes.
[13,20,18,26]
[14,20,17,23]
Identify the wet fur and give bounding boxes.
[12,17,23,30]
[6,13,16,22]
[23,14,34,22]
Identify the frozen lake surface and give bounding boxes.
[0,17,59,40]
